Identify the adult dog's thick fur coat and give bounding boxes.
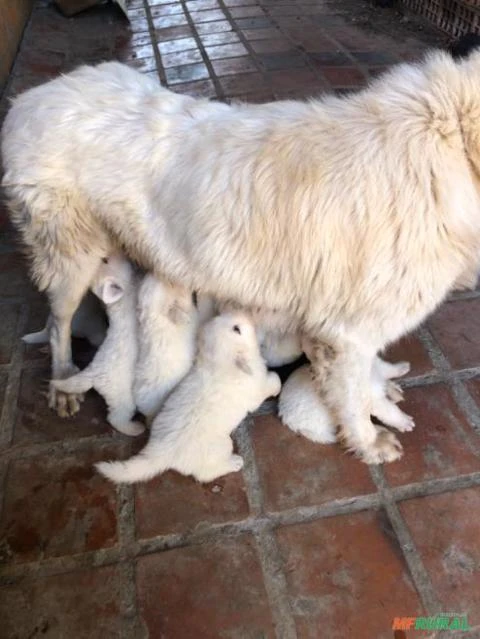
[3,53,480,463]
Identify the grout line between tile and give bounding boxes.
[0,304,28,452]
[234,417,265,515]
[369,465,442,615]
[254,529,298,639]
[141,0,167,84]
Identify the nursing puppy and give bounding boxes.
[134,273,198,423]
[96,313,281,484]
[279,357,411,445]
[4,52,480,463]
[50,255,144,435]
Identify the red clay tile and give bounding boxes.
[0,253,36,299]
[0,304,20,365]
[385,333,435,378]
[171,78,217,97]
[152,13,189,29]
[0,565,135,639]
[186,0,219,9]
[212,55,257,75]
[161,48,203,68]
[229,5,264,18]
[251,37,291,53]
[384,384,480,487]
[128,16,151,33]
[158,36,197,54]
[267,67,318,91]
[205,41,247,59]
[231,90,275,103]
[150,2,186,17]
[276,511,425,639]
[223,0,256,5]
[0,446,122,563]
[428,299,480,370]
[165,62,210,84]
[189,8,226,23]
[219,71,266,96]
[199,30,240,46]
[14,366,112,445]
[135,469,249,537]
[137,537,275,637]
[155,25,194,41]
[0,372,7,419]
[235,16,274,29]
[127,56,158,73]
[195,20,234,35]
[242,27,282,40]
[321,65,365,87]
[118,42,155,61]
[259,50,306,70]
[400,488,480,627]
[252,414,376,511]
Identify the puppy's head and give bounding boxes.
[198,312,260,374]
[91,253,134,306]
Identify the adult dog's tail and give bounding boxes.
[95,451,166,484]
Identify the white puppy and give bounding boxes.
[96,313,281,484]
[50,255,144,436]
[134,273,198,423]
[279,356,412,447]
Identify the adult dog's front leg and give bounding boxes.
[309,339,403,464]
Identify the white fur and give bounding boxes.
[50,255,144,436]
[257,328,303,367]
[134,273,198,423]
[4,54,480,462]
[279,357,412,445]
[96,313,281,483]
[22,292,107,347]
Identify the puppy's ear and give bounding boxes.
[96,277,125,305]
[235,354,253,375]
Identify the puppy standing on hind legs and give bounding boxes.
[96,313,281,484]
[50,254,144,436]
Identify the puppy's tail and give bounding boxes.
[95,451,166,484]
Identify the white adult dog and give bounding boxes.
[96,313,281,484]
[3,52,480,463]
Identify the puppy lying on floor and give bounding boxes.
[96,313,281,484]
[6,52,480,464]
[279,356,411,445]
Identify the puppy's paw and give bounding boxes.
[390,361,410,378]
[227,454,244,472]
[359,426,403,464]
[386,380,404,404]
[110,420,145,437]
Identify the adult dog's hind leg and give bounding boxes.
[310,338,403,464]
[48,256,102,417]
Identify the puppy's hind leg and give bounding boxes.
[102,388,145,437]
[310,338,403,464]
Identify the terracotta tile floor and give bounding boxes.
[1,1,480,638]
